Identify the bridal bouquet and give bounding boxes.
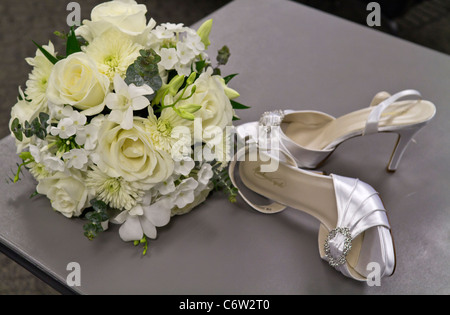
[9,0,246,253]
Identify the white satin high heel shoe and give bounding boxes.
[237,89,436,171]
[229,146,396,281]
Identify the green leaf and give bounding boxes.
[30,190,39,198]
[230,100,250,110]
[66,26,82,56]
[32,40,58,65]
[23,121,33,138]
[223,73,238,84]
[195,59,207,73]
[217,45,231,66]
[82,199,110,241]
[39,112,49,129]
[125,49,162,99]
[90,199,108,212]
[10,118,23,142]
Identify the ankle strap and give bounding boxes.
[364,89,422,135]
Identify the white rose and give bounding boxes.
[95,119,174,188]
[46,52,110,116]
[36,170,91,218]
[91,0,148,35]
[76,0,155,44]
[175,68,234,140]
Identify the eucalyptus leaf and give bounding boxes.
[10,118,23,142]
[217,45,230,66]
[125,49,162,99]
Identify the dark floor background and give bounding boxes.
[0,0,448,295]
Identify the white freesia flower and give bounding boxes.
[75,115,104,150]
[151,25,175,40]
[42,155,65,173]
[114,196,172,242]
[161,23,185,33]
[197,163,214,188]
[51,118,76,139]
[174,156,195,176]
[159,48,179,70]
[84,28,142,82]
[184,29,205,55]
[86,165,144,211]
[171,163,214,216]
[30,139,65,173]
[171,183,213,217]
[46,52,110,116]
[95,119,174,189]
[176,41,196,65]
[36,170,91,218]
[154,176,176,195]
[105,74,153,130]
[48,103,65,120]
[168,177,198,208]
[63,148,89,170]
[174,63,192,77]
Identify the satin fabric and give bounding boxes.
[322,174,396,280]
[236,119,332,169]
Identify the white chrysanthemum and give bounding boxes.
[29,162,52,180]
[144,107,192,154]
[25,41,55,108]
[83,28,142,82]
[86,166,145,211]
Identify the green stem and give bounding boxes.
[14,160,33,183]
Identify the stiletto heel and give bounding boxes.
[387,124,425,172]
[237,90,436,170]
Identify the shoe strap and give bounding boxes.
[228,147,296,214]
[364,89,422,135]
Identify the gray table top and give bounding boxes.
[1,0,449,294]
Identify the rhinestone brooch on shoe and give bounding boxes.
[259,110,285,133]
[324,227,353,268]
